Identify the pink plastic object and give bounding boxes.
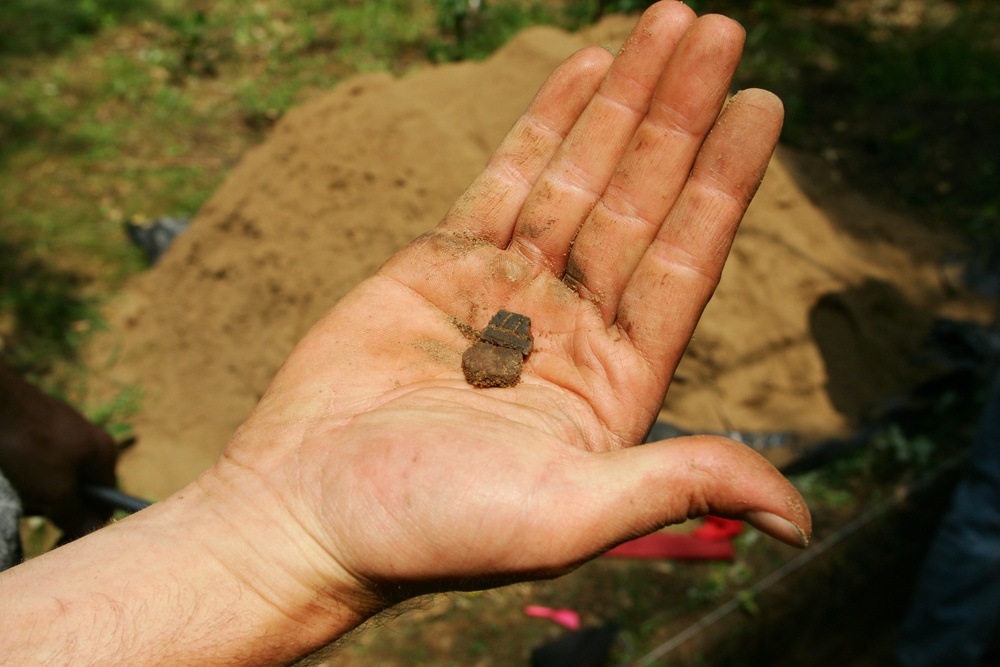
[524,605,582,631]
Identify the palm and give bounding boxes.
[327,252,661,447]
[228,5,810,601]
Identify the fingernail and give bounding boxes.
[745,511,810,548]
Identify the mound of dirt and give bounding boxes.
[88,16,978,499]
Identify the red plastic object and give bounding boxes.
[604,531,734,560]
[692,516,745,541]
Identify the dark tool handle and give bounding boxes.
[82,485,153,513]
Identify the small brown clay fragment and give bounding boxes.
[462,341,523,388]
[481,310,532,355]
[461,309,532,388]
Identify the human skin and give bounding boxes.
[0,4,811,665]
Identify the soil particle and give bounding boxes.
[412,339,460,365]
[490,253,529,284]
[448,316,480,343]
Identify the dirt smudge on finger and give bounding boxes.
[563,254,586,291]
[517,216,555,240]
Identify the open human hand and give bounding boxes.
[0,5,813,665]
[211,1,810,617]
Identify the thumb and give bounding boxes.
[570,435,811,553]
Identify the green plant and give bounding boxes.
[327,0,436,69]
[791,470,858,510]
[871,423,936,472]
[686,562,754,605]
[429,0,560,61]
[162,10,220,79]
[0,0,154,57]
[238,77,299,131]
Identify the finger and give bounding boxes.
[562,15,746,320]
[437,45,614,245]
[616,89,784,375]
[566,435,811,558]
[507,1,697,271]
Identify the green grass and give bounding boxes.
[0,0,445,390]
[0,238,101,377]
[0,0,155,57]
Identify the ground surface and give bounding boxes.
[77,13,992,667]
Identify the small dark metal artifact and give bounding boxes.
[462,309,532,388]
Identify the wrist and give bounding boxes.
[191,455,388,646]
[0,460,382,666]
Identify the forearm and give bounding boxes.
[0,466,375,666]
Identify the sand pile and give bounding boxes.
[89,16,974,499]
